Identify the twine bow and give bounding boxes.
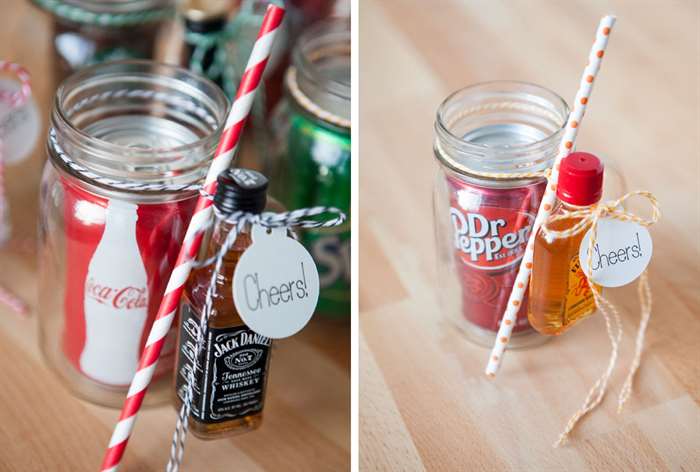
[539,191,660,447]
[540,190,660,244]
[167,206,346,472]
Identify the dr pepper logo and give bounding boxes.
[450,206,534,270]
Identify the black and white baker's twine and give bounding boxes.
[68,89,218,129]
[49,129,204,193]
[166,206,346,472]
[50,88,220,193]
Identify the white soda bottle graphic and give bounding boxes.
[80,199,148,385]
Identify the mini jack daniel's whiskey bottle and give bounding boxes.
[529,152,604,335]
[174,168,275,439]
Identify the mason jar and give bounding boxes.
[32,0,174,86]
[38,61,227,407]
[433,81,569,348]
[268,19,351,317]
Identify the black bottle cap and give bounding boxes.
[182,0,231,33]
[214,168,268,215]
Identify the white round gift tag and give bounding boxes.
[0,78,40,164]
[233,225,320,339]
[579,218,653,287]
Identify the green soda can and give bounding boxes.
[269,19,351,317]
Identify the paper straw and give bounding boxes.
[0,60,31,108]
[100,5,285,471]
[485,15,616,377]
[0,61,31,247]
[0,143,8,246]
[0,283,28,316]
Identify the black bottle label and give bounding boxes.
[176,305,272,423]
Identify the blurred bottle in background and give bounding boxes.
[31,0,175,89]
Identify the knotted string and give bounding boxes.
[540,191,660,447]
[166,205,346,472]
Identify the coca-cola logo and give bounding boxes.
[450,206,534,270]
[85,278,148,310]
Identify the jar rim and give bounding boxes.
[293,18,351,103]
[434,80,569,176]
[436,80,569,151]
[53,60,227,162]
[50,60,228,191]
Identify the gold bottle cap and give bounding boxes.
[181,0,233,22]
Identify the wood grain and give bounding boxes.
[0,0,349,470]
[359,0,700,470]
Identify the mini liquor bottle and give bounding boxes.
[174,168,275,439]
[529,152,604,335]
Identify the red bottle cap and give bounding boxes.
[556,152,604,206]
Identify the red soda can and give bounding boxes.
[61,179,196,386]
[433,82,569,348]
[446,174,545,333]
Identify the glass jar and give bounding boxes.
[433,81,569,348]
[267,19,351,317]
[32,0,174,86]
[38,61,228,407]
[263,0,337,112]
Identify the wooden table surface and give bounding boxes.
[0,1,349,470]
[359,0,699,470]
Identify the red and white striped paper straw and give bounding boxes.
[100,5,285,471]
[0,60,31,108]
[0,61,31,315]
[0,61,31,247]
[0,283,28,316]
[484,15,616,377]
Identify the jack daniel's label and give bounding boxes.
[176,305,272,423]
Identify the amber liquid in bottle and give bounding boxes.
[528,203,600,335]
[173,221,270,439]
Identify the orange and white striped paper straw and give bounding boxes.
[485,15,616,377]
[100,5,285,471]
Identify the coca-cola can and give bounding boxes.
[432,82,569,348]
[38,61,228,407]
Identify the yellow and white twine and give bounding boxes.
[539,191,660,447]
